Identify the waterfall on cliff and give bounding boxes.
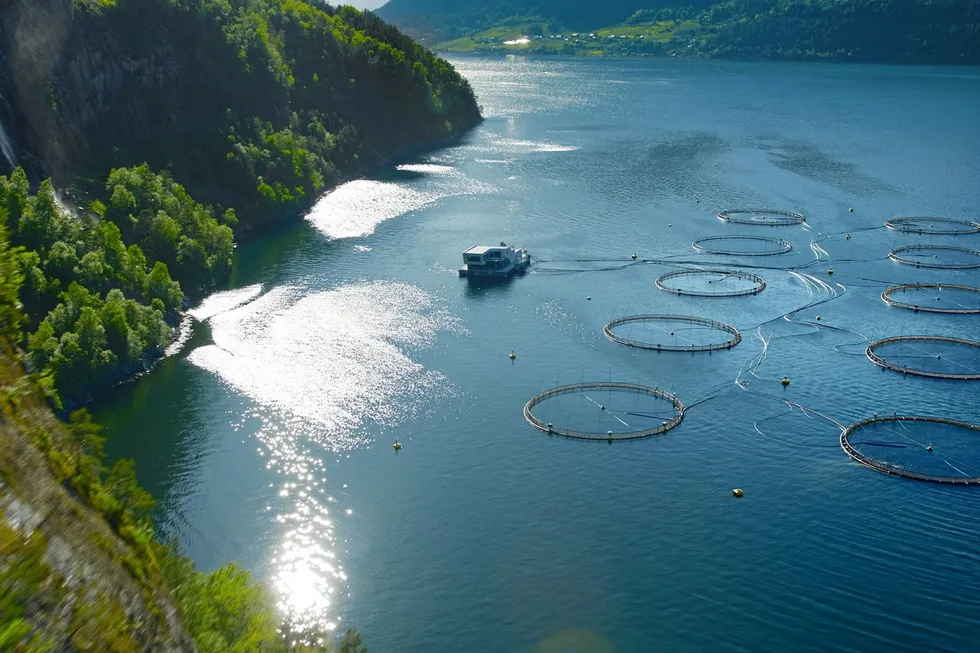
[0,92,17,170]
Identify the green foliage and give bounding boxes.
[103,165,233,290]
[0,523,56,653]
[0,167,186,404]
[0,215,24,345]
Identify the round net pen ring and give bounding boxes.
[604,315,741,352]
[881,284,980,314]
[889,245,980,270]
[693,235,793,256]
[866,336,980,380]
[524,382,685,440]
[884,217,980,235]
[841,416,980,485]
[656,269,766,297]
[717,208,806,226]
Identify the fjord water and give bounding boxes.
[98,57,980,651]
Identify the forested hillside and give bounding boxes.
[379,0,980,64]
[0,0,481,232]
[0,0,482,405]
[0,221,367,650]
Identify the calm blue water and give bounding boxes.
[98,56,980,652]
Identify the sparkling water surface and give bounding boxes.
[97,56,980,652]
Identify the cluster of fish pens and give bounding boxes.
[521,209,980,485]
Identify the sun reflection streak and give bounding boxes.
[188,281,460,633]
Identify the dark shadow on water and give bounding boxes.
[461,275,524,299]
[374,167,428,183]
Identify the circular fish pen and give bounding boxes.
[889,245,980,269]
[656,269,766,297]
[523,382,684,440]
[882,284,980,314]
[884,217,980,235]
[841,416,980,485]
[866,336,980,380]
[693,235,793,256]
[717,208,806,226]
[604,315,741,352]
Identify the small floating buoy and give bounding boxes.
[586,296,592,301]
[509,350,517,360]
[393,439,402,450]
[600,405,606,411]
[815,316,821,321]
[849,207,854,213]
[668,223,672,227]
[733,488,744,498]
[631,253,637,260]
[827,268,834,275]
[927,444,933,452]
[845,233,851,240]
[781,377,790,387]
[873,412,878,418]
[936,354,942,359]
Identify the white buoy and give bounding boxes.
[733,488,744,498]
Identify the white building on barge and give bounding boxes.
[458,243,530,278]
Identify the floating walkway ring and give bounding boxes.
[841,416,980,485]
[524,382,684,440]
[604,315,741,352]
[889,245,980,269]
[693,235,793,256]
[881,284,980,314]
[656,269,766,297]
[717,208,806,226]
[866,336,980,380]
[884,217,980,235]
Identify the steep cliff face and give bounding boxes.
[0,0,180,181]
[0,0,482,230]
[0,344,195,651]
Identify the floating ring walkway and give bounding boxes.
[717,208,806,226]
[841,416,980,485]
[524,382,684,440]
[604,315,741,352]
[693,235,793,256]
[882,284,980,314]
[866,336,980,380]
[889,245,980,269]
[656,269,766,297]
[884,217,980,235]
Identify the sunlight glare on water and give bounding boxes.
[187,280,460,630]
[305,163,493,239]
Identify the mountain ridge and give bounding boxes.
[377,0,980,64]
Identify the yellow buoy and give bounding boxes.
[781,377,790,387]
[509,350,517,360]
[733,488,744,498]
[393,440,402,450]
